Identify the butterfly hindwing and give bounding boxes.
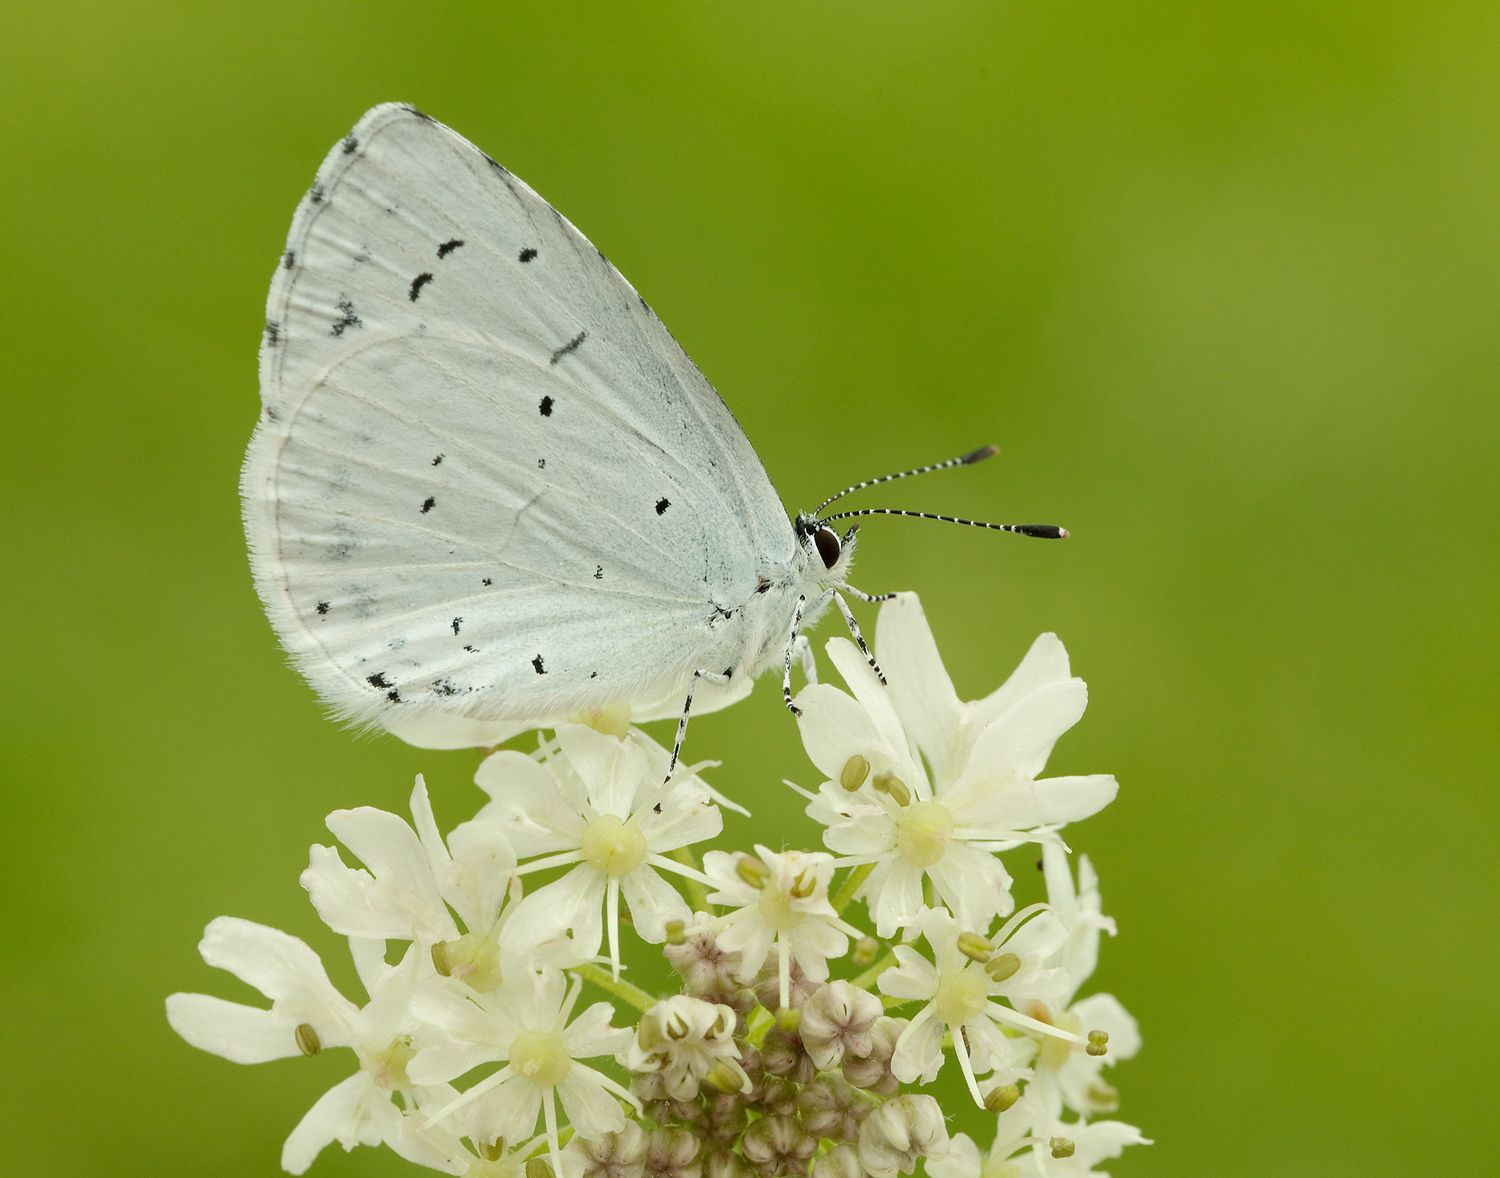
[244,104,791,730]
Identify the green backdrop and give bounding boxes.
[3,3,1496,1175]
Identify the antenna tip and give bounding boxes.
[961,444,1000,465]
[1016,524,1069,540]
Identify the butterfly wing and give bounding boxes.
[244,104,790,735]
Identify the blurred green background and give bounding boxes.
[3,2,1496,1175]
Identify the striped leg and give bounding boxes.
[834,592,886,685]
[667,667,731,782]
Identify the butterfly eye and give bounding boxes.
[813,526,842,570]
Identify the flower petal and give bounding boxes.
[280,1071,397,1175]
[558,1067,628,1138]
[196,917,357,1035]
[621,866,691,943]
[877,595,965,785]
[165,993,297,1063]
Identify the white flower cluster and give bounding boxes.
[168,594,1148,1177]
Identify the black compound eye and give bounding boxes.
[813,526,841,570]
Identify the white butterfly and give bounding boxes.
[243,104,1063,764]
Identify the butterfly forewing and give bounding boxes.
[244,104,791,730]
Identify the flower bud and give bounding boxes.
[702,1147,755,1178]
[842,1016,903,1096]
[741,1114,816,1175]
[857,1094,949,1178]
[664,926,744,1000]
[645,1127,702,1178]
[797,1075,867,1142]
[812,1145,863,1178]
[801,980,883,1070]
[570,1122,648,1178]
[759,1028,814,1083]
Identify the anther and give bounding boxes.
[871,771,911,806]
[736,855,769,889]
[664,919,686,945]
[840,755,870,792]
[1087,1028,1110,1057]
[789,869,817,899]
[957,932,995,963]
[294,1023,321,1056]
[984,1083,1019,1113]
[1049,1138,1075,1160]
[984,952,1021,982]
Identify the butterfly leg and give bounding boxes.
[833,592,887,685]
[783,594,808,717]
[667,667,732,782]
[835,580,898,605]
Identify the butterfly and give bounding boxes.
[242,104,1064,767]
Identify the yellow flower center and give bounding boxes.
[579,814,647,877]
[934,965,991,1027]
[365,1036,416,1089]
[509,1029,574,1087]
[431,931,503,992]
[895,800,954,868]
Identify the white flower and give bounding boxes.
[166,920,435,1173]
[477,724,721,976]
[701,846,858,1008]
[301,776,519,987]
[1042,844,1115,1003]
[1023,846,1139,1119]
[408,964,636,1172]
[621,995,748,1100]
[930,1097,1149,1178]
[796,594,1117,937]
[856,1093,949,1178]
[878,907,1078,1105]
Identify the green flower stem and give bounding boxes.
[831,862,875,915]
[851,950,897,990]
[571,962,656,1013]
[670,847,712,912]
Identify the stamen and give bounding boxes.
[957,932,995,962]
[984,1083,1020,1112]
[840,755,871,791]
[736,855,769,889]
[294,1023,320,1056]
[872,771,911,806]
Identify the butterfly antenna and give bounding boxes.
[817,507,1068,539]
[812,444,999,515]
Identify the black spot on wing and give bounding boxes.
[481,577,493,586]
[409,272,434,301]
[316,601,330,615]
[519,247,538,263]
[452,617,462,635]
[309,184,325,205]
[464,644,478,653]
[367,672,392,689]
[342,134,358,155]
[330,298,361,337]
[282,249,296,271]
[537,458,546,469]
[532,654,546,675]
[594,566,603,579]
[549,331,587,365]
[433,679,460,697]
[539,395,554,417]
[590,671,598,679]
[656,498,671,515]
[420,496,435,514]
[432,453,444,466]
[437,238,464,259]
[265,320,281,345]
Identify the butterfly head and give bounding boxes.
[794,513,859,585]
